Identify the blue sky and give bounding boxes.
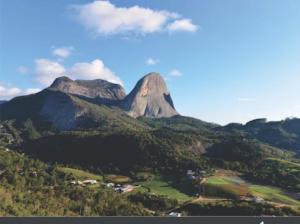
[0,0,300,124]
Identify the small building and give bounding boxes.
[70,180,83,185]
[82,179,97,185]
[168,212,182,217]
[186,170,196,180]
[253,196,264,203]
[114,184,134,193]
[102,182,115,188]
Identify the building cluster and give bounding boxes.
[186,170,206,180]
[68,179,135,193]
[239,196,265,203]
[70,179,98,185]
[102,182,134,193]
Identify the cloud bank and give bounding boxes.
[0,85,40,100]
[52,46,74,58]
[35,58,123,86]
[71,0,197,36]
[146,58,159,65]
[169,69,182,77]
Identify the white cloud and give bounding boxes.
[169,69,182,77]
[35,58,66,85]
[146,58,159,65]
[52,46,73,58]
[0,85,22,99]
[167,19,198,32]
[25,88,41,95]
[35,58,123,86]
[0,84,42,100]
[237,97,255,102]
[71,1,197,35]
[17,65,28,74]
[69,59,123,85]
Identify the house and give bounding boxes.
[102,182,115,188]
[168,212,182,217]
[82,179,97,185]
[187,170,195,176]
[121,185,134,193]
[114,184,134,193]
[70,180,83,185]
[253,196,264,203]
[186,170,196,180]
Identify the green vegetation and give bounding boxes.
[204,176,250,199]
[222,118,300,155]
[203,173,300,208]
[139,176,194,202]
[22,128,212,175]
[129,192,178,212]
[249,157,300,191]
[140,115,219,136]
[249,185,300,207]
[0,147,149,216]
[179,200,298,216]
[58,167,103,181]
[105,175,131,184]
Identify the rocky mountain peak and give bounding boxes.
[49,76,126,101]
[122,72,178,118]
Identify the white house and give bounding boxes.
[186,170,196,180]
[70,180,83,185]
[102,182,115,188]
[82,180,97,185]
[114,184,134,193]
[168,212,182,217]
[253,197,264,203]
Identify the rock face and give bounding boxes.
[0,73,179,131]
[122,72,178,118]
[49,76,126,101]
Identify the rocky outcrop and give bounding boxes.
[0,73,179,131]
[49,76,126,101]
[121,72,178,118]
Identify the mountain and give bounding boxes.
[221,118,300,154]
[49,76,126,102]
[0,73,176,131]
[0,88,146,132]
[0,73,180,132]
[0,100,7,105]
[121,72,179,118]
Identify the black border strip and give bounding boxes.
[0,217,300,224]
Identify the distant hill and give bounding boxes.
[221,118,300,154]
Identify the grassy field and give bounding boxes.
[58,167,103,181]
[204,176,250,199]
[266,158,300,167]
[139,176,194,202]
[104,175,131,184]
[204,172,300,207]
[250,185,300,206]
